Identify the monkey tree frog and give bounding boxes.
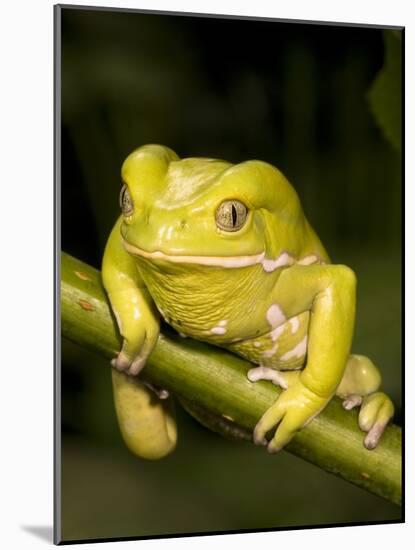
[102,144,394,459]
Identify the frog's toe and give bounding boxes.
[247,366,288,389]
[128,356,147,376]
[252,401,286,448]
[111,352,131,372]
[143,381,170,400]
[358,392,394,450]
[364,422,389,450]
[111,352,147,376]
[342,394,362,410]
[266,414,298,454]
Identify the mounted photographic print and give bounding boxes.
[55,4,404,544]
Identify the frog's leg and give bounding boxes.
[250,264,357,453]
[102,217,177,459]
[249,354,394,450]
[112,370,177,460]
[336,354,394,450]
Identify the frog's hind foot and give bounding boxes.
[337,354,394,449]
[358,392,394,450]
[342,394,362,410]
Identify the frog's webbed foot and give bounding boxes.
[337,355,394,449]
[111,327,159,376]
[247,366,289,389]
[247,367,326,452]
[358,392,394,450]
[249,378,328,453]
[246,366,289,448]
[341,391,394,449]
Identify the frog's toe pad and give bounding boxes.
[342,395,362,410]
[358,392,394,450]
[247,366,288,389]
[253,433,268,447]
[128,356,147,376]
[364,421,388,450]
[111,353,131,372]
[143,381,170,400]
[111,353,146,376]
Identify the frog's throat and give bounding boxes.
[122,239,266,269]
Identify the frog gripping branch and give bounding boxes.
[102,144,394,460]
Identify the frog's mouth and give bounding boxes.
[122,239,266,269]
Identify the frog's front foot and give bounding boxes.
[111,352,147,376]
[357,392,394,450]
[249,377,328,453]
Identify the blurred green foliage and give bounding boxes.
[369,31,402,152]
[59,7,402,542]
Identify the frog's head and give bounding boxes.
[119,144,313,271]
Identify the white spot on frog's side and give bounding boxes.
[178,332,188,338]
[261,322,286,358]
[280,336,308,361]
[211,326,227,335]
[298,254,319,266]
[270,324,285,342]
[289,316,300,334]
[262,345,278,358]
[211,320,228,335]
[262,252,295,273]
[254,342,262,348]
[266,304,286,329]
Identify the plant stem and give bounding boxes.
[60,251,402,506]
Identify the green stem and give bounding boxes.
[60,251,402,506]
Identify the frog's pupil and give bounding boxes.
[215,200,247,231]
[231,204,237,226]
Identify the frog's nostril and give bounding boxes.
[180,219,187,229]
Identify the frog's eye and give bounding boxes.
[215,200,248,232]
[119,184,134,216]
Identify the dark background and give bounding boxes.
[59,7,402,542]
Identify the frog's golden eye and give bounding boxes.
[215,200,248,232]
[119,184,134,216]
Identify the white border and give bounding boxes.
[0,0,411,548]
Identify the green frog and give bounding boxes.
[102,144,394,459]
